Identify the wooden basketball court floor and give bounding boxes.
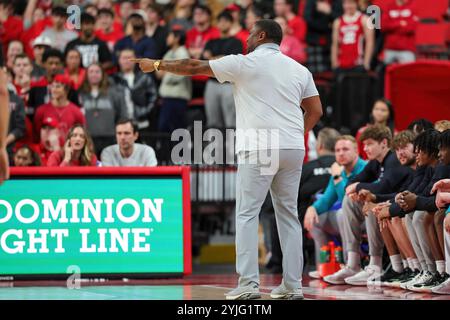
[1,268,449,300]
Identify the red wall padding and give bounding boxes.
[385,60,450,130]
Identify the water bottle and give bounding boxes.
[320,245,330,264]
[334,246,344,264]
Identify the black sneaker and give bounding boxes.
[399,269,420,284]
[381,268,405,286]
[386,268,413,288]
[432,273,450,288]
[441,272,450,282]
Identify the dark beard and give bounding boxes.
[132,25,145,32]
[83,30,94,38]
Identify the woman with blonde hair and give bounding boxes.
[47,124,98,167]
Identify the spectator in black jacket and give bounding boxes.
[304,0,342,73]
[374,130,440,288]
[114,13,158,65]
[112,49,157,144]
[388,130,450,291]
[360,130,422,285]
[145,3,169,59]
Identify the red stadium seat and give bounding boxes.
[385,61,450,130]
[413,0,448,22]
[415,22,448,54]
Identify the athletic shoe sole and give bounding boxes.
[226,293,261,300]
[270,293,304,300]
[344,279,370,286]
[323,278,347,285]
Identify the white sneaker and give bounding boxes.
[308,270,321,279]
[345,265,381,286]
[225,283,261,300]
[270,282,304,300]
[323,266,360,285]
[431,274,450,295]
[406,271,434,291]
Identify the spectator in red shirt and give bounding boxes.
[34,74,86,141]
[13,145,41,167]
[274,16,307,64]
[12,54,33,104]
[37,116,62,165]
[6,40,24,70]
[355,98,396,159]
[21,0,53,59]
[63,49,86,91]
[47,124,98,167]
[28,49,81,121]
[225,4,249,53]
[186,5,220,60]
[95,8,125,53]
[331,0,374,72]
[381,0,418,64]
[186,5,220,97]
[0,0,23,57]
[274,0,307,43]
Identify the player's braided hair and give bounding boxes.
[413,129,440,159]
[440,129,450,149]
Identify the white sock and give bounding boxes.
[348,251,360,271]
[402,259,408,269]
[369,256,382,269]
[411,259,421,271]
[436,260,446,274]
[420,261,427,271]
[390,255,403,273]
[407,258,415,270]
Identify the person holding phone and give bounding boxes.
[47,124,98,167]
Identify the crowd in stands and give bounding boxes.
[3,0,448,168]
[2,0,450,296]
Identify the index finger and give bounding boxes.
[129,58,143,63]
